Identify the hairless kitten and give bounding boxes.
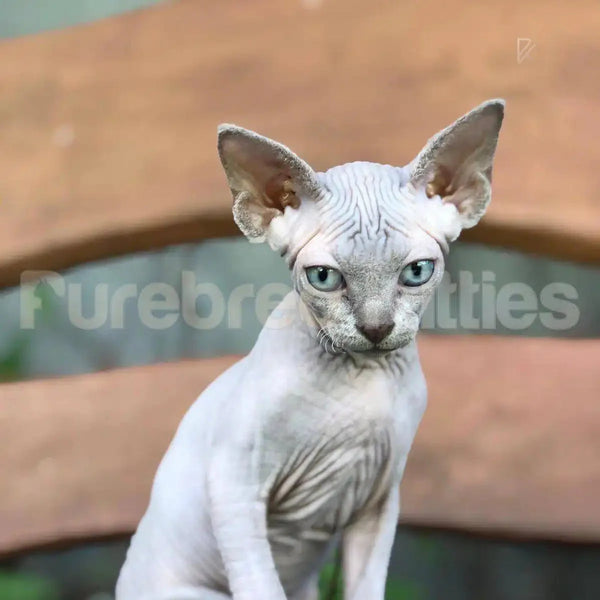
[116,100,504,600]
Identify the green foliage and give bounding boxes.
[318,560,426,600]
[385,577,426,600]
[0,278,58,382]
[0,333,27,382]
[0,571,60,600]
[319,560,343,600]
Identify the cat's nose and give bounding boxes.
[357,322,394,345]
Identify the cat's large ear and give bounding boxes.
[409,99,504,233]
[218,125,321,242]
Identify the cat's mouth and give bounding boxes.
[317,328,413,356]
[360,336,413,355]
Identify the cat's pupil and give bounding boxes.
[318,268,328,282]
[412,263,422,277]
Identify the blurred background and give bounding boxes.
[1,1,599,599]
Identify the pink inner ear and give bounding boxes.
[425,164,454,199]
[223,137,300,211]
[264,173,300,211]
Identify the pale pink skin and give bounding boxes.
[116,100,504,600]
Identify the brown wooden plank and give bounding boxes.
[0,355,240,558]
[1,336,599,557]
[0,0,599,291]
[406,336,600,541]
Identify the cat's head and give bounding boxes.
[218,100,504,354]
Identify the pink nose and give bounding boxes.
[357,322,394,345]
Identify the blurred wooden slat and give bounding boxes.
[0,354,240,558]
[1,336,599,557]
[0,0,600,290]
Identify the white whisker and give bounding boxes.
[316,327,344,355]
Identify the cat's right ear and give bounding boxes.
[218,125,320,242]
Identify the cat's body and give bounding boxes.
[116,100,504,600]
[117,294,426,600]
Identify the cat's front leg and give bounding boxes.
[342,485,400,600]
[209,446,286,600]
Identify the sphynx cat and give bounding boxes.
[116,99,504,600]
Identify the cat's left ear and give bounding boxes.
[218,124,321,242]
[409,99,504,235]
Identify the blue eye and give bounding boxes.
[399,260,435,287]
[306,266,344,292]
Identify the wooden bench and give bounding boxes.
[1,0,599,559]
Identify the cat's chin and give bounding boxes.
[356,348,394,358]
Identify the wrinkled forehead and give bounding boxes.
[315,161,420,264]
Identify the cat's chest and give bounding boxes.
[259,353,425,542]
[265,419,396,541]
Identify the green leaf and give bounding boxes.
[319,560,426,600]
[319,560,343,600]
[386,576,426,600]
[0,334,28,382]
[0,571,60,600]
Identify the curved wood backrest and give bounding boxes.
[1,336,599,558]
[0,0,600,292]
[1,0,599,558]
